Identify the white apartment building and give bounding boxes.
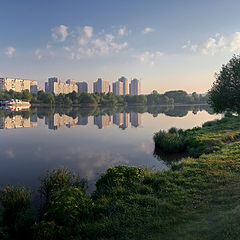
[45,77,78,95]
[0,78,38,93]
[118,76,128,95]
[129,78,141,95]
[93,78,110,94]
[112,81,124,95]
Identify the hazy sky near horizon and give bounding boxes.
[1,0,240,93]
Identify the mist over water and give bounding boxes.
[0,105,220,190]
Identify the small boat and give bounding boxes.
[1,99,31,108]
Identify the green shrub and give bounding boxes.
[45,187,93,226]
[0,186,34,239]
[95,166,146,195]
[33,221,57,240]
[153,130,185,153]
[39,168,87,205]
[0,186,32,225]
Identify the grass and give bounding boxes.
[1,116,240,239]
[154,114,240,157]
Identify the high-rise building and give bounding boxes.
[129,78,141,95]
[118,76,128,95]
[112,81,124,95]
[45,77,78,95]
[93,78,110,94]
[76,82,88,93]
[0,78,38,93]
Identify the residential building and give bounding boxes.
[76,82,88,93]
[0,77,38,93]
[93,78,110,94]
[118,76,128,95]
[112,81,124,95]
[45,77,78,95]
[129,78,141,95]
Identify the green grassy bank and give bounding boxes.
[1,116,240,240]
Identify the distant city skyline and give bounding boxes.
[1,1,240,93]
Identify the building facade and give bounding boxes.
[93,78,110,94]
[118,76,128,95]
[76,82,88,93]
[129,78,141,95]
[45,77,78,95]
[0,78,38,93]
[112,81,124,95]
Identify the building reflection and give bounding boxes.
[0,111,144,130]
[0,115,38,129]
[77,116,88,126]
[113,113,129,130]
[94,114,111,129]
[130,112,142,127]
[45,114,78,130]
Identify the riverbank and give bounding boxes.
[1,115,240,239]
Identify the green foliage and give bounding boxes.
[153,128,185,153]
[0,89,208,107]
[33,221,57,240]
[154,115,240,157]
[0,186,34,239]
[95,166,146,195]
[208,54,240,113]
[39,168,87,205]
[45,187,93,225]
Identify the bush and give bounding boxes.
[33,221,57,240]
[39,168,87,205]
[0,186,34,239]
[0,186,32,225]
[95,166,146,195]
[45,187,93,226]
[153,129,185,153]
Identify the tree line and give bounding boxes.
[0,89,208,106]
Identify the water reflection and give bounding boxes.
[0,104,214,131]
[0,104,219,189]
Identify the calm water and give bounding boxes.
[0,105,220,189]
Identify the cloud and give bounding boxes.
[118,26,126,36]
[201,36,226,55]
[35,49,42,60]
[51,25,68,42]
[59,25,128,60]
[182,40,191,49]
[142,27,154,34]
[137,51,163,65]
[5,47,15,57]
[182,32,240,55]
[230,32,240,51]
[83,26,93,38]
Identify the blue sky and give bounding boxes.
[1,0,240,93]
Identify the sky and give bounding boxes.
[1,0,240,94]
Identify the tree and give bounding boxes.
[208,54,240,113]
